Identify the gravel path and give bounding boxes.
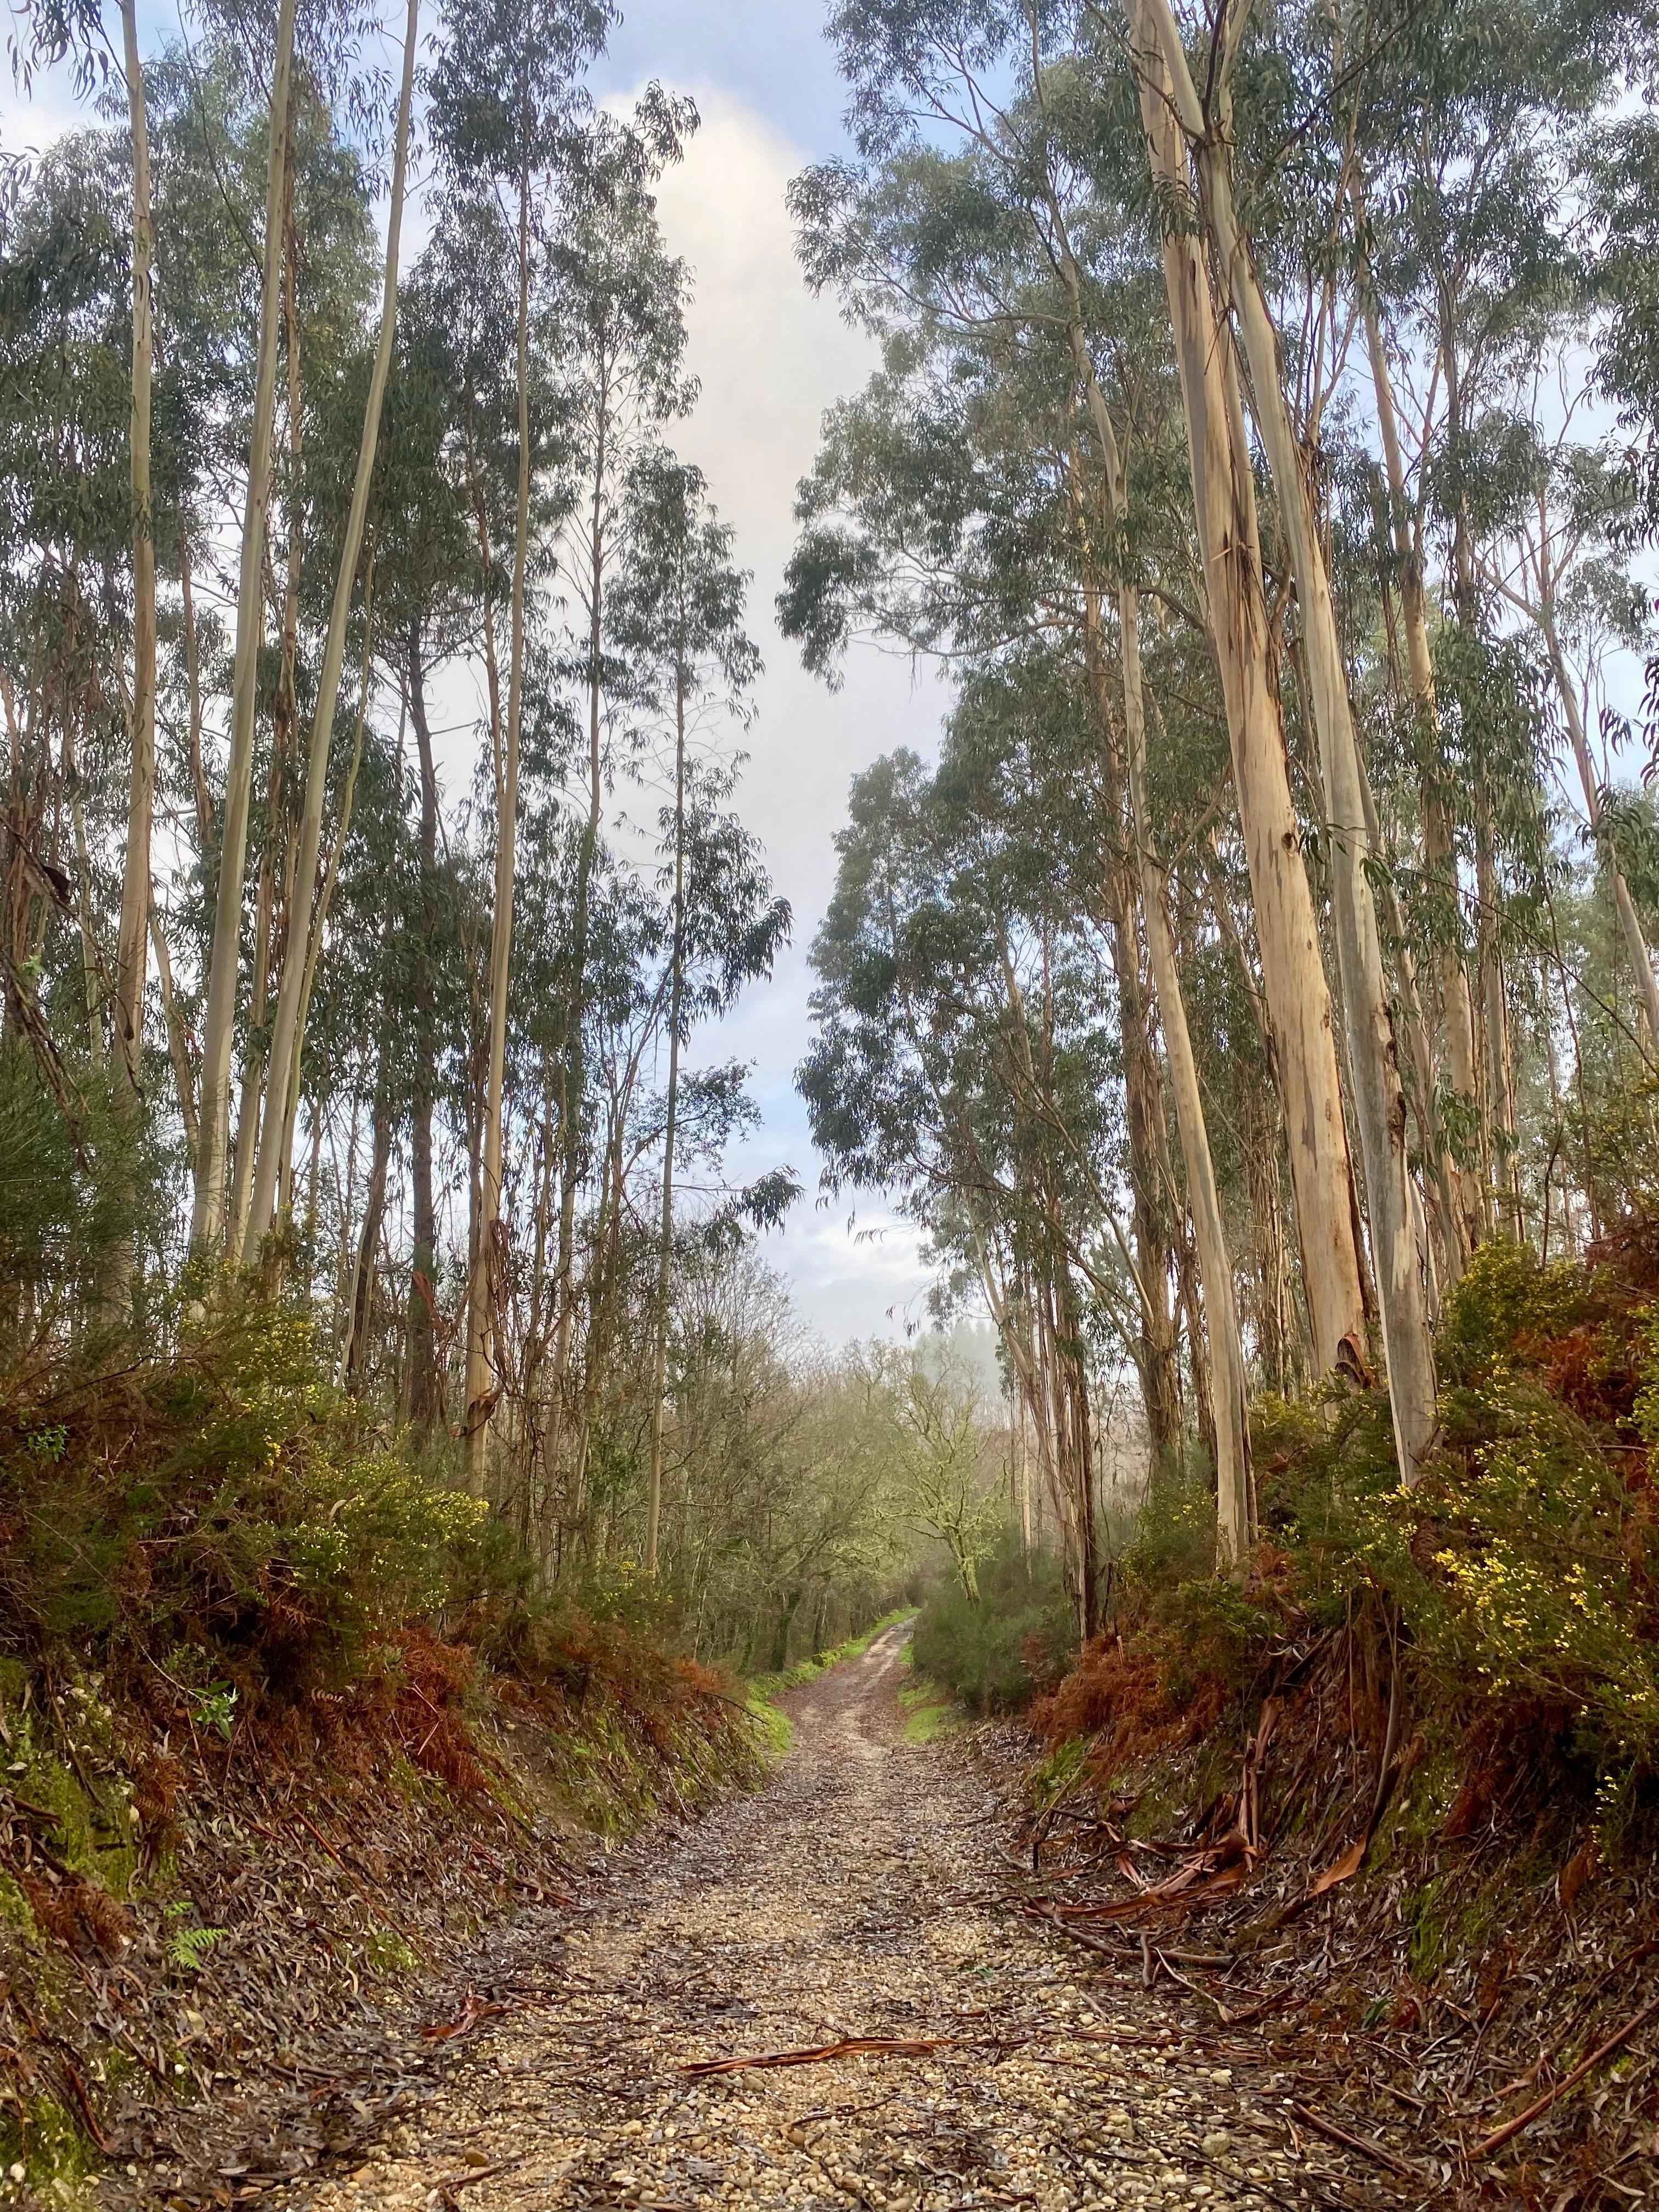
[298,1627,1373,2212]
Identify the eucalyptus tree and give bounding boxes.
[802,721,1125,1633]
[1476,439,1659,1053]
[1593,106,1659,555]
[426,0,612,1481]
[15,0,156,1190]
[534,90,698,1478]
[190,0,300,1254]
[793,4,1364,1545]
[241,0,421,1255]
[606,450,777,1573]
[782,174,1193,1489]
[1346,0,1649,1248]
[1118,0,1439,1481]
[0,129,136,1171]
[366,232,506,1427]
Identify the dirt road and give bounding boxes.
[297,1627,1370,2211]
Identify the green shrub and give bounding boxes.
[911,1531,1074,1712]
[1240,1241,1659,1780]
[1,1295,493,1702]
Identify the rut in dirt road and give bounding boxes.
[296,1628,1379,2212]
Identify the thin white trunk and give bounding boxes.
[1537,597,1659,1057]
[1124,617,1253,1561]
[464,125,534,1490]
[646,670,688,1576]
[114,0,155,1119]
[190,0,298,1253]
[244,0,419,1256]
[1360,278,1482,1264]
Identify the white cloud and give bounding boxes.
[636,86,949,1341]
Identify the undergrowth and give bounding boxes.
[910,1531,1073,1714]
[1037,1226,1659,1847]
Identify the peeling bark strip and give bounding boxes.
[1130,4,1368,1389]
[1139,0,1438,1483]
[681,2036,950,2076]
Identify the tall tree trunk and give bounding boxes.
[1537,583,1659,1054]
[1164,21,1436,1482]
[1054,272,1252,1558]
[1130,6,1369,1385]
[149,905,196,1154]
[407,620,441,1431]
[1057,1259,1099,1641]
[345,1080,393,1395]
[464,116,534,1491]
[191,0,297,1254]
[178,528,213,855]
[547,378,611,1480]
[646,665,688,1577]
[1127,653,1254,1559]
[1361,276,1482,1263]
[246,0,417,1254]
[112,0,155,1310]
[1474,786,1522,1236]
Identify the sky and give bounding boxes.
[0,0,954,1345]
[583,19,957,1344]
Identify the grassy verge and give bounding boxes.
[896,1655,961,1744]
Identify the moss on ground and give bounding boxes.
[0,2091,96,2204]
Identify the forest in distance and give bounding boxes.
[4,0,1659,1990]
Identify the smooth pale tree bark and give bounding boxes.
[1550,633,1659,1052]
[1068,454,1196,1476]
[1360,276,1482,1263]
[1132,737,1252,1551]
[114,0,154,1131]
[245,0,419,1257]
[546,373,613,1487]
[276,604,375,1216]
[345,1077,393,1393]
[149,906,196,1154]
[191,0,298,1253]
[645,668,689,1576]
[407,622,441,1430]
[1123,602,1252,1561]
[1129,2,1368,1385]
[1046,191,1254,1557]
[464,122,534,1491]
[1350,724,1454,1316]
[1143,0,1438,1483]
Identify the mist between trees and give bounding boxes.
[3,0,1659,1692]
